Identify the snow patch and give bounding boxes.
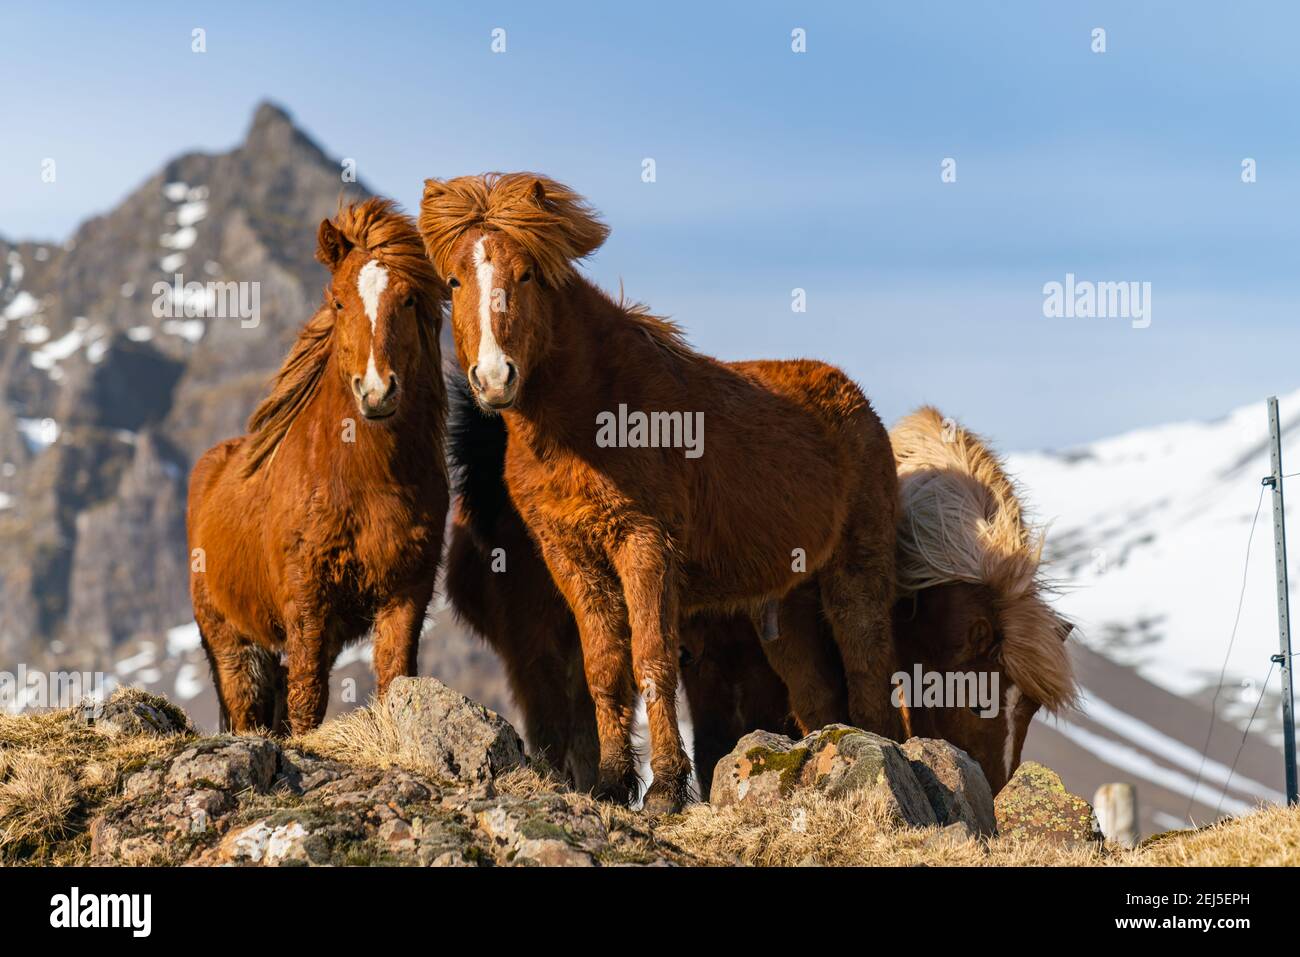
[166,621,202,656]
[16,417,59,453]
[160,252,186,273]
[162,318,206,343]
[3,291,40,321]
[162,181,189,202]
[174,664,204,701]
[176,200,208,227]
[161,226,197,250]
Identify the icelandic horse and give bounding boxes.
[421,173,899,812]
[187,198,449,734]
[447,394,1075,796]
[685,407,1079,793]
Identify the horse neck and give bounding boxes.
[308,343,442,482]
[504,278,660,454]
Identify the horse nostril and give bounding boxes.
[504,361,517,387]
[385,373,398,400]
[351,375,364,399]
[468,365,482,391]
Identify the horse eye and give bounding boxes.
[448,277,461,289]
[519,270,532,283]
[333,299,342,310]
[404,295,415,308]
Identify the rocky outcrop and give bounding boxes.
[900,737,997,838]
[711,726,940,827]
[994,761,1103,847]
[379,677,525,785]
[84,687,676,867]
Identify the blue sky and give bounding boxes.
[1,1,1296,448]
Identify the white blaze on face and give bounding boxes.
[472,236,511,390]
[1003,684,1022,780]
[357,259,390,395]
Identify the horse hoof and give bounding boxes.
[641,779,687,815]
[593,778,636,807]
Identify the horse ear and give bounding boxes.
[530,178,547,206]
[316,218,352,270]
[1055,616,1074,643]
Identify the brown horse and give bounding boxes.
[444,371,600,788]
[686,407,1078,793]
[446,388,1075,796]
[444,373,791,792]
[187,198,449,734]
[422,172,899,811]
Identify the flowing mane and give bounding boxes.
[242,198,444,476]
[420,172,610,289]
[891,406,1076,711]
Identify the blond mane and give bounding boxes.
[419,172,610,289]
[242,198,443,476]
[891,406,1076,711]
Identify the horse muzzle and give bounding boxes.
[469,359,518,411]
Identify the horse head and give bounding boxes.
[893,581,1074,793]
[419,173,608,412]
[316,200,444,422]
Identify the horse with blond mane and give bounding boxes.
[187,198,449,734]
[421,173,899,812]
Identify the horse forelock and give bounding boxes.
[241,198,446,478]
[891,405,1077,712]
[419,172,610,288]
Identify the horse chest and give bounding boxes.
[302,490,438,598]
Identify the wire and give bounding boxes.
[1186,485,1266,820]
[1216,659,1277,818]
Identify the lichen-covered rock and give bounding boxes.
[80,687,194,738]
[710,725,936,827]
[900,737,997,837]
[166,737,279,793]
[994,761,1102,847]
[379,676,525,785]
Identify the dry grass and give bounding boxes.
[0,691,189,863]
[5,689,1300,867]
[660,791,1300,867]
[292,695,447,779]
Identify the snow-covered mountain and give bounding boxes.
[1010,391,1300,832]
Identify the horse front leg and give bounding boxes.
[614,535,691,814]
[284,597,330,734]
[538,535,639,805]
[372,582,433,698]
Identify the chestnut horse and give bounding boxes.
[422,173,899,812]
[445,371,600,788]
[187,199,449,734]
[447,390,1074,796]
[687,407,1078,793]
